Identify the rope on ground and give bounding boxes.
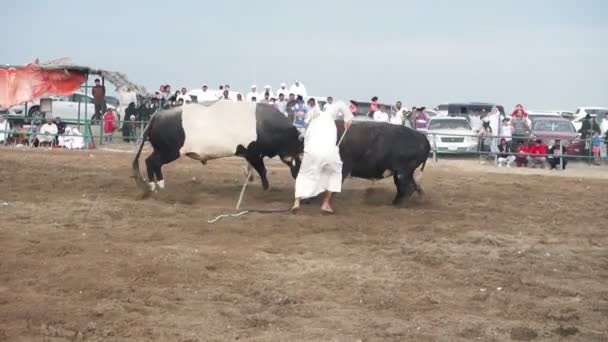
[208,125,351,224]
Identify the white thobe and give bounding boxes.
[118,88,138,118]
[276,87,289,97]
[389,111,404,125]
[295,103,353,199]
[38,123,57,143]
[0,119,10,143]
[246,91,260,102]
[289,84,307,98]
[373,110,389,122]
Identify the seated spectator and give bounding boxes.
[497,138,515,167]
[103,108,117,143]
[0,116,11,144]
[53,117,66,146]
[373,105,389,122]
[527,139,548,168]
[548,140,567,170]
[38,118,58,147]
[514,141,529,167]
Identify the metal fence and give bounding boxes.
[0,115,149,148]
[1,114,607,168]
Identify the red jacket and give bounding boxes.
[530,144,548,155]
[103,112,116,133]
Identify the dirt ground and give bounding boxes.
[0,147,606,342]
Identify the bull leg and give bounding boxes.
[393,169,416,207]
[244,143,269,190]
[145,152,161,191]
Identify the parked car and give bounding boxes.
[574,107,608,120]
[528,110,574,120]
[426,117,478,153]
[529,117,585,155]
[436,102,505,120]
[10,92,116,123]
[527,111,562,122]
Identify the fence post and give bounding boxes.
[432,133,438,162]
[99,121,104,146]
[559,140,564,171]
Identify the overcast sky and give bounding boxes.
[2,0,607,110]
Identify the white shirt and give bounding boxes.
[469,115,483,132]
[373,110,389,122]
[389,110,404,125]
[600,120,608,135]
[289,83,307,98]
[500,124,512,141]
[188,89,217,102]
[274,100,288,116]
[40,123,58,135]
[246,91,260,102]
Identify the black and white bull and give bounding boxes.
[332,121,430,206]
[132,101,303,193]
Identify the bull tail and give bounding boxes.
[132,115,154,194]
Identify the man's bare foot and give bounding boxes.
[321,205,334,214]
[290,200,301,213]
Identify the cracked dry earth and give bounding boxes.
[0,148,606,341]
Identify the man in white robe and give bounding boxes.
[289,80,308,98]
[276,82,289,97]
[373,106,389,122]
[0,117,10,144]
[38,119,58,146]
[246,85,260,102]
[292,100,353,213]
[262,85,274,99]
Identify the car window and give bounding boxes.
[429,120,471,130]
[532,120,575,133]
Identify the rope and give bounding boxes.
[207,124,351,224]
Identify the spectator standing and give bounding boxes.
[592,130,602,165]
[511,105,531,144]
[484,106,501,143]
[91,78,106,121]
[600,113,608,157]
[323,96,335,112]
[368,96,379,118]
[122,102,137,143]
[277,83,289,97]
[246,85,259,102]
[373,105,389,122]
[286,93,297,122]
[293,100,308,137]
[528,139,548,168]
[469,111,484,134]
[497,138,515,167]
[500,118,512,146]
[390,101,406,125]
[260,92,271,104]
[263,85,273,99]
[103,108,117,143]
[220,89,231,101]
[289,80,307,98]
[548,140,567,170]
[415,107,430,130]
[274,93,288,116]
[236,93,243,102]
[579,114,600,140]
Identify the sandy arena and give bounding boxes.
[0,147,606,341]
